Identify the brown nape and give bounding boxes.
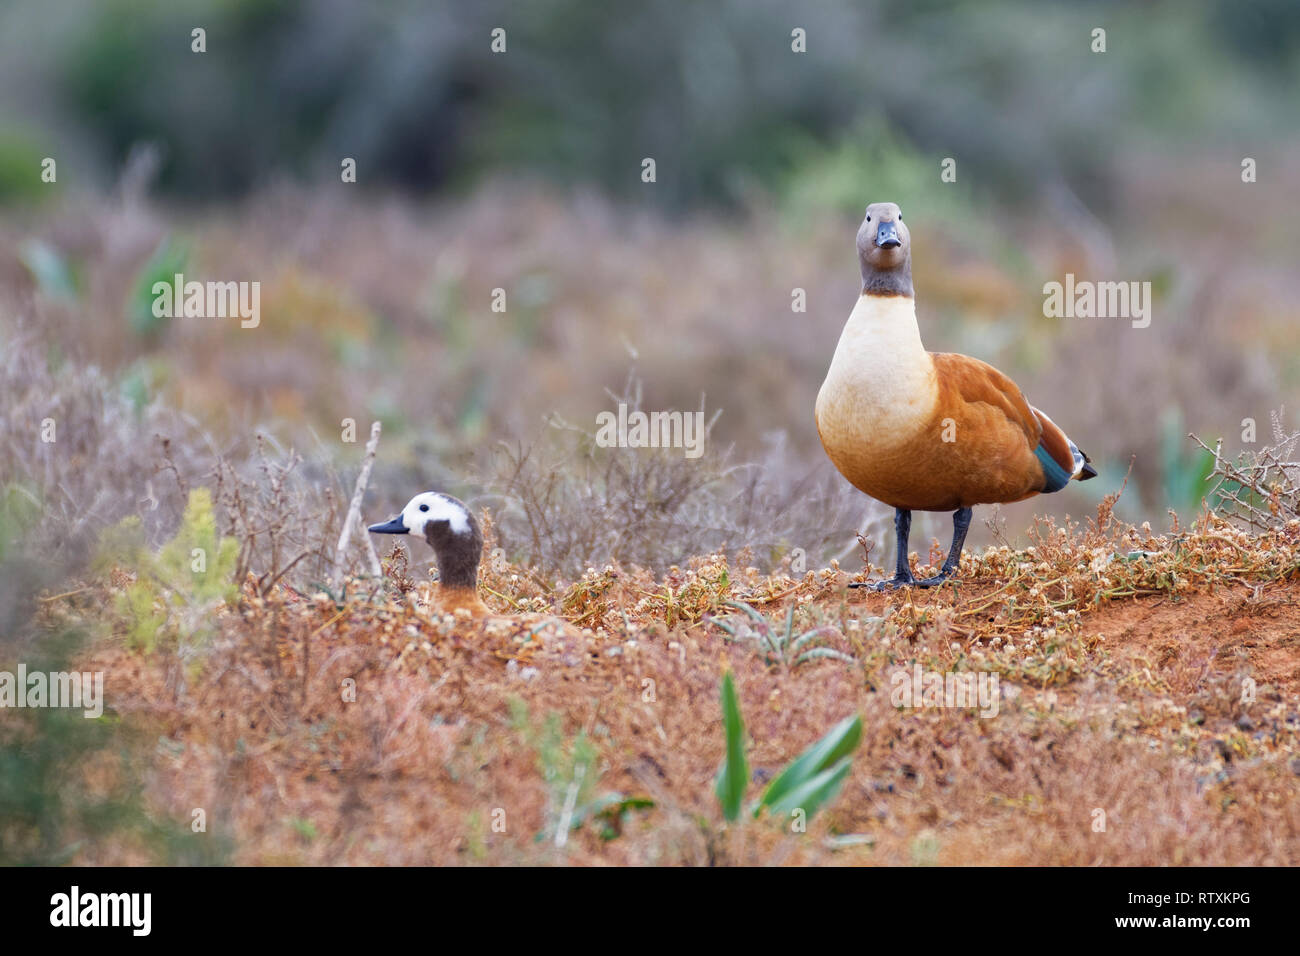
[423,511,484,597]
[861,264,914,298]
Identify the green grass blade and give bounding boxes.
[763,757,854,820]
[793,647,858,666]
[789,626,840,655]
[757,713,861,815]
[714,672,748,821]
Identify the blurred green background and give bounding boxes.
[1,0,1298,577]
[3,0,1298,208]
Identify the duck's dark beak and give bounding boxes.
[875,220,901,249]
[367,516,409,534]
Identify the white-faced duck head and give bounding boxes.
[368,491,483,593]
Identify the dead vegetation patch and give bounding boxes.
[24,492,1297,865]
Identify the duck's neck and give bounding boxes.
[424,518,483,596]
[431,544,480,593]
[860,257,913,298]
[840,292,927,356]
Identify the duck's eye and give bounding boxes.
[866,215,871,222]
[898,214,902,221]
[419,504,429,512]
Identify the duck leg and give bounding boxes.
[849,507,973,590]
[850,508,916,590]
[913,507,973,588]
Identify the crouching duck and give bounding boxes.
[815,202,1097,590]
[368,492,491,614]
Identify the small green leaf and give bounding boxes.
[0,482,43,562]
[290,817,318,841]
[793,647,859,666]
[569,792,655,840]
[19,240,78,300]
[762,757,853,820]
[714,672,748,821]
[757,713,861,815]
[129,238,189,339]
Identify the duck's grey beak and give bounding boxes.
[875,220,901,249]
[368,516,409,534]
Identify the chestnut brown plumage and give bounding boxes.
[816,202,1096,589]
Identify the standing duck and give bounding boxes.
[368,491,491,614]
[815,202,1097,589]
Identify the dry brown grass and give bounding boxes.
[1193,412,1300,533]
[35,493,1300,866]
[4,178,1299,865]
[6,179,1297,573]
